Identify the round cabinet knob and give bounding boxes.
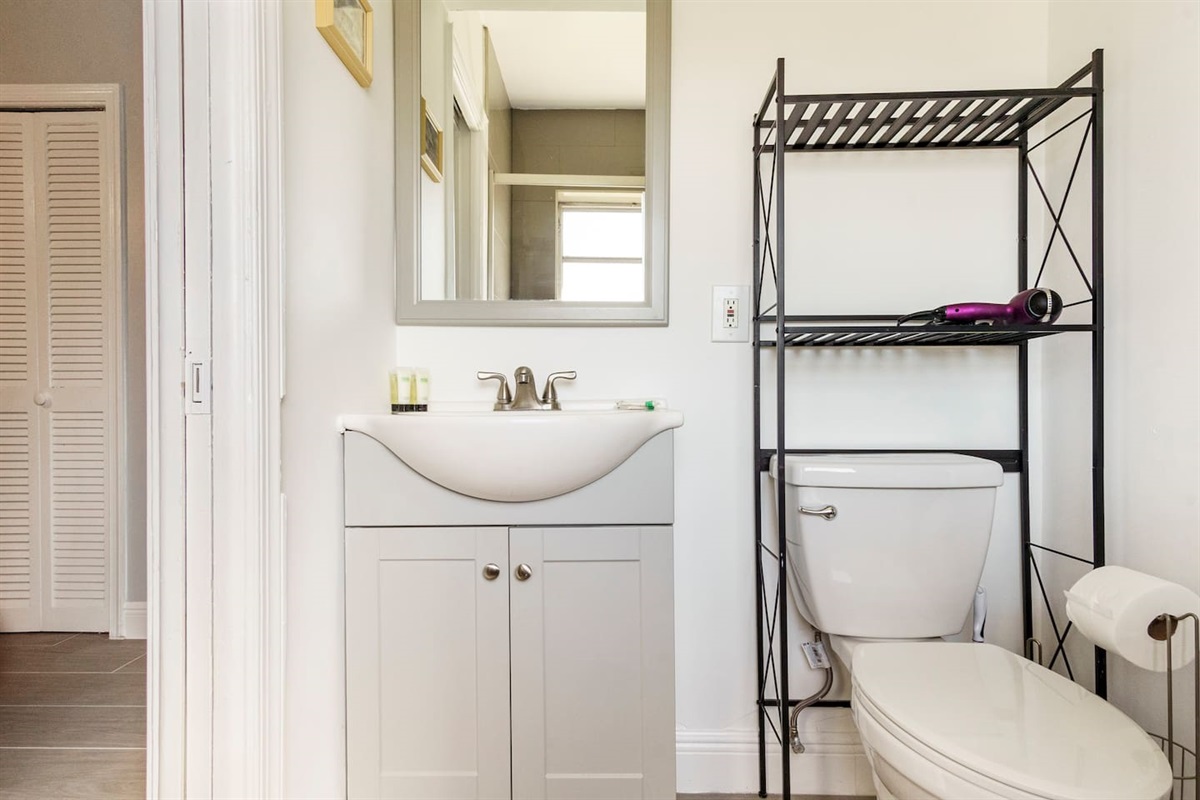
[514,564,533,582]
[482,563,501,581]
[33,392,52,408]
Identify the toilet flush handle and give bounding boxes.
[799,505,837,521]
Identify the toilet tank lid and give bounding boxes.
[770,453,1003,489]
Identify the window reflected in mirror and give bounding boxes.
[558,191,645,302]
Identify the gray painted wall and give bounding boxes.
[509,110,645,300]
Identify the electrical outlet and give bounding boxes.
[712,285,749,342]
[723,298,738,328]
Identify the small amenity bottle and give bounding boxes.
[390,367,416,413]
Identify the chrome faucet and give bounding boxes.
[477,366,576,411]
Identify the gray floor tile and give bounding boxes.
[0,634,80,649]
[0,672,145,706]
[0,748,144,800]
[113,655,146,674]
[31,634,145,659]
[0,647,145,675]
[0,706,145,748]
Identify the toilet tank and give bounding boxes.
[771,453,1003,639]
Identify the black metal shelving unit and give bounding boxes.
[752,52,1105,799]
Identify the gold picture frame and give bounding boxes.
[316,0,373,88]
[420,98,444,183]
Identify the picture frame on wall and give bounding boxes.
[420,98,444,183]
[316,0,373,88]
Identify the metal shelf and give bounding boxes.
[755,62,1096,153]
[758,323,1090,347]
[750,51,1106,800]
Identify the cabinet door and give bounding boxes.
[510,526,675,800]
[346,527,511,800]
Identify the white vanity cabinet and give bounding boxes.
[343,429,677,800]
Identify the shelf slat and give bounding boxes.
[795,100,832,148]
[813,101,856,148]
[855,99,905,148]
[920,97,977,145]
[838,100,880,147]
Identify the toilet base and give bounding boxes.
[866,749,936,800]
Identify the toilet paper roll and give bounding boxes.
[1065,566,1200,672]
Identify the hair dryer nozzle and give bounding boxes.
[1019,288,1063,324]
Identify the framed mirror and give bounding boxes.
[395,0,670,325]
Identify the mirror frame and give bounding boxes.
[394,0,670,325]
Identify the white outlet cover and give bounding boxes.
[712,285,750,342]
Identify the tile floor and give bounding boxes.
[0,634,865,800]
[0,632,145,800]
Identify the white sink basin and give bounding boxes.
[340,404,683,502]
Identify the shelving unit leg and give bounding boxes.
[1090,47,1107,698]
[771,56,792,800]
[1019,129,1034,651]
[752,116,768,800]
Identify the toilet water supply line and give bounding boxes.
[974,587,988,643]
[790,630,834,754]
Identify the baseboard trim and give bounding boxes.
[676,708,873,796]
[121,601,147,639]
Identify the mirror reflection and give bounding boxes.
[418,0,647,303]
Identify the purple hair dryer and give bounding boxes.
[899,288,1063,326]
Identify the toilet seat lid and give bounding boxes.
[853,642,1172,800]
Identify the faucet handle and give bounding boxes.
[541,371,577,410]
[477,371,513,409]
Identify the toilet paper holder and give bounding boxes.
[1029,610,1198,800]
[1150,611,1198,800]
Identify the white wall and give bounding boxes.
[396,1,1048,793]
[1043,0,1200,756]
[279,1,397,797]
[277,0,1198,795]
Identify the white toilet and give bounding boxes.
[773,453,1174,800]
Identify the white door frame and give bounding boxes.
[144,0,285,796]
[0,83,127,638]
[143,0,188,793]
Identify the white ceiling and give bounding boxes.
[477,9,646,110]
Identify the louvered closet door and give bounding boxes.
[0,111,116,632]
[0,114,45,631]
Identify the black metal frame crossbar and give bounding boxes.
[751,52,1105,800]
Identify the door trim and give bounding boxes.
[144,1,286,794]
[0,83,127,638]
[205,2,286,795]
[143,0,187,793]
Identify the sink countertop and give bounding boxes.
[340,402,683,502]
